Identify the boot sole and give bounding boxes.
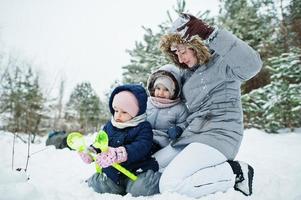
[234,164,254,196]
[248,165,254,195]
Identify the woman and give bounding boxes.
[157,13,262,198]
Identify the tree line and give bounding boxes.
[0,0,300,139]
[0,54,110,140]
[122,0,301,133]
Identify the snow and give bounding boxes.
[1,129,301,200]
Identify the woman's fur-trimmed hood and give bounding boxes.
[159,34,211,69]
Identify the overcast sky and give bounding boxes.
[0,0,219,100]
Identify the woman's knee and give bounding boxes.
[159,172,180,193]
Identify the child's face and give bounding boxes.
[171,44,198,68]
[113,106,133,123]
[154,84,172,99]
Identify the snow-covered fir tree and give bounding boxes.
[218,0,278,58]
[242,47,301,133]
[122,25,170,87]
[0,60,44,138]
[65,82,102,133]
[122,0,192,86]
[122,0,217,87]
[287,0,301,49]
[218,0,279,93]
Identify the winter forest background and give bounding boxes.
[0,0,300,140]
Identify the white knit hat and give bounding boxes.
[154,76,175,97]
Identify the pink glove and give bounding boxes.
[78,151,93,164]
[95,146,128,168]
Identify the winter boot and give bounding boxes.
[126,170,161,197]
[227,160,254,196]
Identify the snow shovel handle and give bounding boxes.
[112,163,138,181]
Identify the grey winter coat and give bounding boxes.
[172,28,262,160]
[146,64,188,148]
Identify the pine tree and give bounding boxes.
[23,68,44,137]
[242,47,301,132]
[0,60,44,138]
[219,0,278,58]
[98,99,110,125]
[287,0,301,48]
[122,0,215,87]
[122,25,170,86]
[122,0,198,87]
[242,87,267,129]
[99,80,122,124]
[65,82,101,133]
[0,66,24,132]
[218,0,278,93]
[265,48,301,131]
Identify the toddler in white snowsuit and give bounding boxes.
[146,64,188,168]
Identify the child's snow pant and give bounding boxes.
[87,173,125,195]
[87,170,161,196]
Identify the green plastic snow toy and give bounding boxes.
[67,131,137,181]
[67,131,102,173]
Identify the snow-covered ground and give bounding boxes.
[1,128,301,200]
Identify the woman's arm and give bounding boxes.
[209,28,263,81]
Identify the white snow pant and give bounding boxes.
[153,144,182,170]
[159,143,235,198]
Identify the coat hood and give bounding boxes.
[159,34,211,69]
[147,64,182,99]
[109,84,147,116]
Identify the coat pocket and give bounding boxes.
[187,114,211,134]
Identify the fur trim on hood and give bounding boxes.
[147,64,181,100]
[159,34,211,69]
